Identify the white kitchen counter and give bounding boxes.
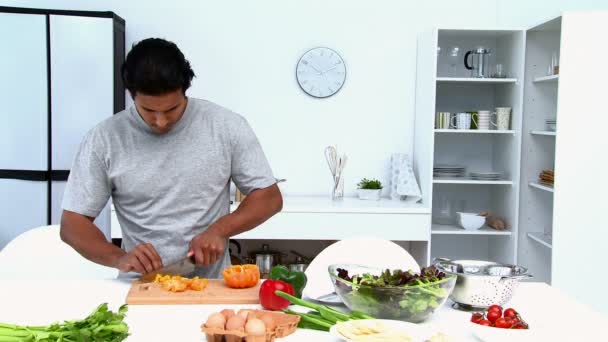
[111,196,431,241]
[0,279,605,341]
[232,196,430,214]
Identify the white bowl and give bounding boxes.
[457,212,485,230]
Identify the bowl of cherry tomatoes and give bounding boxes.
[470,305,532,342]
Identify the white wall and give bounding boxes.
[495,0,608,27]
[3,0,607,194]
[1,0,497,196]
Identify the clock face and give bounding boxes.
[296,47,346,98]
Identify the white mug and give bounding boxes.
[451,112,471,130]
[492,107,511,130]
[476,110,492,130]
[436,112,451,129]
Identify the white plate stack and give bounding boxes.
[433,165,466,178]
[546,118,557,131]
[469,171,502,181]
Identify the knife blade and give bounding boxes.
[140,255,197,283]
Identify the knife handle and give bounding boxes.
[186,252,197,264]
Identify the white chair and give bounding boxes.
[0,225,118,279]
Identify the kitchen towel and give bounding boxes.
[390,153,422,203]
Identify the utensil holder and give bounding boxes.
[331,173,344,200]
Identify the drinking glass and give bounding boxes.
[493,64,505,78]
[551,52,559,75]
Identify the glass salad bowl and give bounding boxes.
[328,264,456,323]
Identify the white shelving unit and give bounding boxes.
[530,130,556,136]
[533,75,559,83]
[518,16,560,285]
[435,129,515,134]
[529,182,554,193]
[518,13,608,317]
[414,28,525,264]
[412,12,608,313]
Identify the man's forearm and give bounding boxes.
[210,184,283,238]
[60,210,126,268]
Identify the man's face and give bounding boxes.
[133,89,187,134]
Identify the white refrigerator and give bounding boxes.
[0,6,125,249]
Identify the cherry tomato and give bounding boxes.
[503,308,517,318]
[478,319,492,326]
[488,305,503,315]
[495,317,511,328]
[487,310,501,323]
[510,316,520,324]
[512,322,528,329]
[471,312,484,324]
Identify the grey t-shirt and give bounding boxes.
[62,98,276,278]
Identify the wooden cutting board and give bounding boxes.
[125,279,261,305]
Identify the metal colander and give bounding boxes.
[433,258,532,310]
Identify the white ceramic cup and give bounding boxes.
[451,112,471,130]
[476,110,492,130]
[492,107,511,130]
[436,112,451,129]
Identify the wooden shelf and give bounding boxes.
[529,182,554,193]
[433,178,513,185]
[531,130,556,136]
[528,232,553,249]
[435,129,515,134]
[432,224,512,235]
[436,77,518,84]
[533,75,559,83]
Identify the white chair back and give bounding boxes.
[0,225,118,279]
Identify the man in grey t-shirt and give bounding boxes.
[60,38,282,278]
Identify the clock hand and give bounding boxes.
[308,63,323,74]
[320,66,338,74]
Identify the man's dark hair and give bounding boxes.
[121,38,195,96]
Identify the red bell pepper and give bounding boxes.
[259,279,295,311]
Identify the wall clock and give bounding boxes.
[296,47,346,98]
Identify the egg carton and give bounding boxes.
[201,310,300,342]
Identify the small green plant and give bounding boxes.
[357,178,383,190]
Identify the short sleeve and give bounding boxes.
[61,130,111,217]
[231,116,276,195]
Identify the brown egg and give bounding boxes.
[204,313,226,329]
[245,318,266,336]
[220,309,236,320]
[225,315,246,331]
[237,309,253,321]
[259,314,276,331]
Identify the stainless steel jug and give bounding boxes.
[464,47,491,78]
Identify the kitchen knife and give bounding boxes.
[140,255,197,283]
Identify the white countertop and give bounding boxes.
[231,196,430,214]
[0,279,605,341]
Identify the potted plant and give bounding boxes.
[356,178,383,200]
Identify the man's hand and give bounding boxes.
[115,243,163,274]
[189,225,227,266]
